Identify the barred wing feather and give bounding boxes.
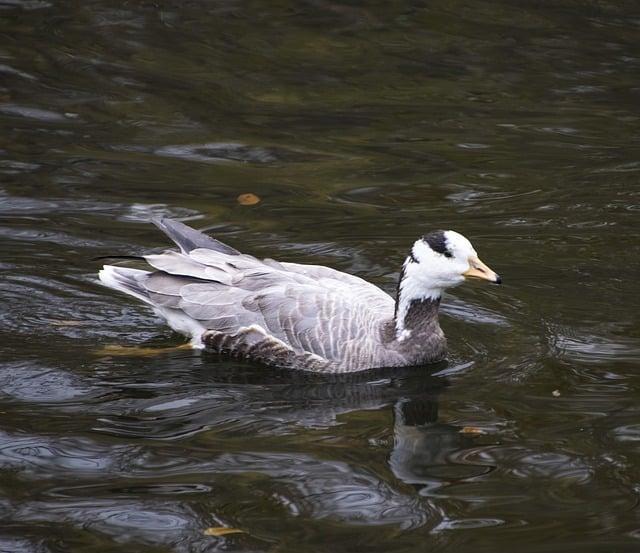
[141,247,395,365]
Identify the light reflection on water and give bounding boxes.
[1,1,640,551]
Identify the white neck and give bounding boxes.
[394,258,443,335]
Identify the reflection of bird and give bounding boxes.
[99,218,501,372]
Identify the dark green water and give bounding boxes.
[1,1,640,551]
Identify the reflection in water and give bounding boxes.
[0,361,473,538]
[392,398,464,487]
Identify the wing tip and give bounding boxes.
[151,217,241,256]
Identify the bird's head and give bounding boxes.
[395,230,501,334]
[404,230,501,293]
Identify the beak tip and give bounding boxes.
[494,275,502,285]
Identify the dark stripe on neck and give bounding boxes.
[394,250,416,320]
[402,297,441,332]
[394,264,407,320]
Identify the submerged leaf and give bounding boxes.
[459,426,486,435]
[203,527,245,537]
[95,343,192,357]
[49,319,87,327]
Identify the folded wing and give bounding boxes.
[141,246,394,362]
[101,218,396,369]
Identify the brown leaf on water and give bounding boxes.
[237,193,261,205]
[459,426,486,435]
[94,343,192,357]
[203,527,245,537]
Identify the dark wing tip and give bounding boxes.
[152,217,240,256]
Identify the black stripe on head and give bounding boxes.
[422,230,453,258]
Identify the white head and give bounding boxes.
[395,230,500,334]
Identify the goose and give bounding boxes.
[98,218,501,373]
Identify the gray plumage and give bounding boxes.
[99,218,452,373]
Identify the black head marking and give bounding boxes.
[422,230,453,258]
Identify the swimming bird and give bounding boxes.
[99,218,501,373]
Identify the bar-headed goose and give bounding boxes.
[99,218,501,373]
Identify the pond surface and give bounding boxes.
[1,1,640,551]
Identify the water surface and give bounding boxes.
[1,1,639,551]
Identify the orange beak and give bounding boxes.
[463,256,501,284]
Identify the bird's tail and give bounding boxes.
[98,265,152,305]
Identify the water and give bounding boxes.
[1,1,639,551]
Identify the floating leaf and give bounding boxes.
[95,343,192,357]
[237,193,261,205]
[459,426,486,435]
[203,527,245,537]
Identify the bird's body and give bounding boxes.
[99,219,500,373]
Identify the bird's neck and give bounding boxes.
[394,262,442,340]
